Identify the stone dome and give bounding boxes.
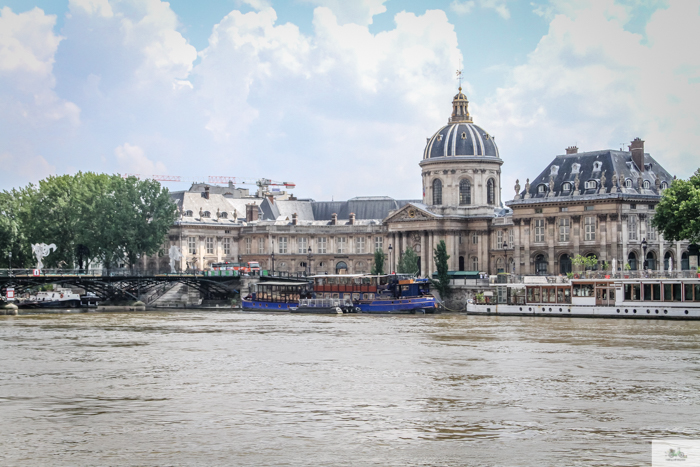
[422,88,500,160]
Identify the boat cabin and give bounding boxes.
[309,274,430,301]
[249,281,312,303]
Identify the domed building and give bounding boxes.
[384,89,513,277]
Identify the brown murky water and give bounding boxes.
[1,311,699,466]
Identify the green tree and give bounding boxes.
[572,254,598,272]
[371,248,385,275]
[652,170,700,243]
[431,240,451,299]
[0,189,34,268]
[397,246,419,275]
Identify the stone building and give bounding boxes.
[145,87,693,278]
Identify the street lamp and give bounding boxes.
[8,251,12,275]
[503,241,508,275]
[642,237,648,271]
[307,246,312,276]
[388,244,393,274]
[271,241,275,276]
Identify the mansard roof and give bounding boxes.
[509,149,674,206]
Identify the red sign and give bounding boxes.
[33,269,40,276]
[6,288,14,301]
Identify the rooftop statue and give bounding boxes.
[32,243,56,270]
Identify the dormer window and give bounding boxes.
[184,210,193,217]
[537,184,546,194]
[660,181,668,189]
[571,163,581,174]
[585,180,597,190]
[625,179,632,188]
[562,182,571,192]
[461,132,467,139]
[593,161,602,171]
[550,165,559,176]
[220,212,228,219]
[202,211,211,218]
[643,180,650,189]
[437,135,443,142]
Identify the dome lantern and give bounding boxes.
[449,87,472,124]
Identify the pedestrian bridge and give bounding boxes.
[0,269,240,302]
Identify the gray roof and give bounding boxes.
[423,123,499,159]
[514,150,673,202]
[312,198,419,220]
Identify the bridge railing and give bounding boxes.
[0,268,218,278]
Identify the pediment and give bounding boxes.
[384,204,437,223]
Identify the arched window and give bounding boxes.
[202,211,211,218]
[459,179,471,205]
[559,254,572,274]
[335,261,348,274]
[496,257,504,273]
[535,254,547,275]
[432,179,443,205]
[682,252,690,270]
[459,256,465,271]
[628,252,637,271]
[646,251,656,270]
[487,178,495,205]
[562,182,571,192]
[625,179,632,188]
[643,180,650,189]
[219,212,228,219]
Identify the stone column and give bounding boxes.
[598,215,607,264]
[658,234,664,271]
[609,214,619,270]
[621,214,628,269]
[547,217,555,274]
[523,220,531,275]
[446,232,454,272]
[676,241,682,271]
[216,236,223,263]
[198,236,205,270]
[572,215,581,258]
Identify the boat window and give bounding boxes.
[674,283,682,301]
[332,293,339,299]
[696,284,700,302]
[643,284,651,301]
[352,293,360,301]
[557,288,564,303]
[664,284,672,301]
[563,288,571,303]
[541,287,550,303]
[651,284,661,301]
[573,284,594,297]
[366,293,374,300]
[633,284,641,300]
[685,284,694,302]
[549,288,557,303]
[609,289,615,301]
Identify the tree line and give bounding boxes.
[0,173,177,269]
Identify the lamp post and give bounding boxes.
[388,244,393,274]
[8,251,12,275]
[642,237,648,272]
[271,241,275,276]
[503,241,508,275]
[307,246,312,276]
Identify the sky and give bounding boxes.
[0,0,698,202]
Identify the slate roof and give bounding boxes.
[312,197,419,220]
[511,150,673,204]
[423,123,499,159]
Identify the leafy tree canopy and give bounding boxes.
[1,173,177,269]
[397,246,419,275]
[371,248,385,275]
[652,170,700,244]
[431,240,451,299]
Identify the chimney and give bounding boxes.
[292,212,298,226]
[566,146,578,155]
[629,137,645,172]
[349,212,355,225]
[246,203,259,222]
[203,186,210,199]
[331,213,338,225]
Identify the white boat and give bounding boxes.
[19,287,82,309]
[467,276,700,319]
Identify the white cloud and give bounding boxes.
[0,152,56,186]
[299,0,388,25]
[451,0,511,19]
[114,143,166,174]
[450,1,475,15]
[480,0,700,196]
[68,0,113,18]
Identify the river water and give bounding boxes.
[1,311,699,466]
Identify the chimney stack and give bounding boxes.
[629,137,645,172]
[349,213,355,225]
[331,213,338,225]
[203,186,210,199]
[246,203,259,222]
[566,146,578,155]
[292,212,298,225]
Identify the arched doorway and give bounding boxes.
[646,251,656,270]
[628,252,637,271]
[664,252,673,271]
[682,252,690,270]
[459,256,465,271]
[335,261,348,274]
[535,254,547,275]
[559,254,572,274]
[496,257,504,273]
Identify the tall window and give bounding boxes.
[297,237,308,254]
[646,218,656,240]
[223,238,231,255]
[317,237,327,254]
[374,236,383,251]
[459,179,471,205]
[245,238,251,254]
[508,229,514,247]
[355,237,366,254]
[628,215,638,241]
[432,179,443,205]
[258,238,265,254]
[559,218,570,242]
[471,257,478,271]
[472,232,478,244]
[497,230,504,248]
[585,216,596,241]
[534,219,545,243]
[279,237,288,254]
[337,237,347,254]
[487,178,495,205]
[206,237,214,254]
[188,237,196,254]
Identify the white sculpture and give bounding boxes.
[669,257,673,274]
[32,243,57,270]
[168,245,182,273]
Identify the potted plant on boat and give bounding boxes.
[624,262,631,278]
[697,266,700,278]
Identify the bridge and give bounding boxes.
[0,269,241,302]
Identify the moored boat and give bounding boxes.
[467,276,700,319]
[241,281,311,311]
[18,287,82,309]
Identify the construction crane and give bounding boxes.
[122,174,296,195]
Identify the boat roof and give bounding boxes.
[255,281,309,286]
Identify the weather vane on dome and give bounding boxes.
[456,60,463,90]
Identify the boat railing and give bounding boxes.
[298,298,351,308]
